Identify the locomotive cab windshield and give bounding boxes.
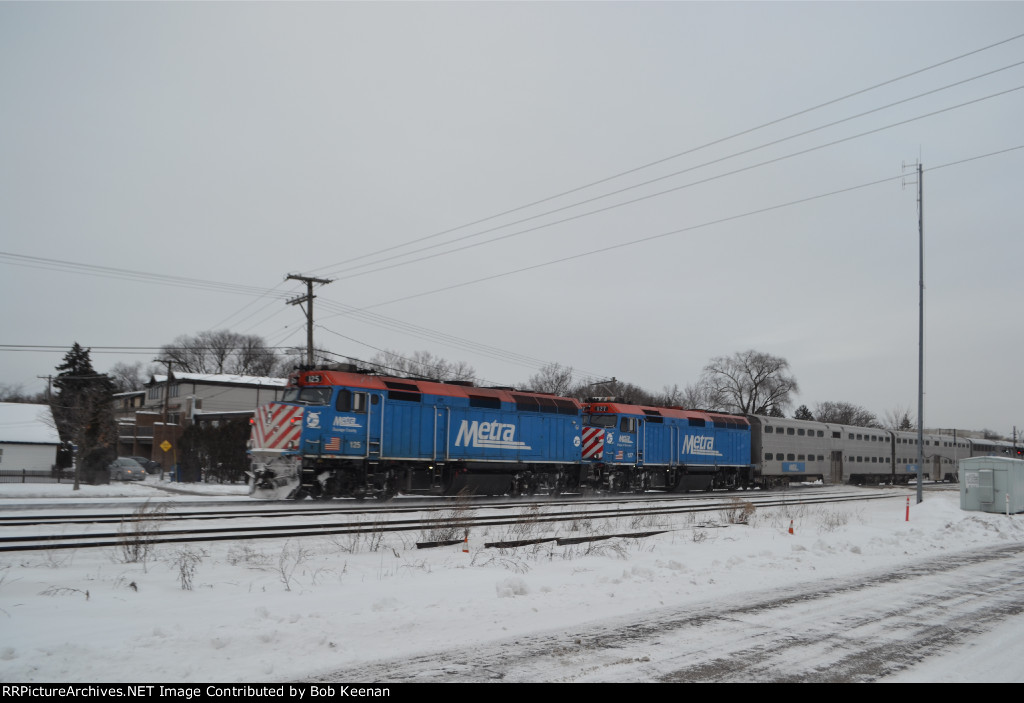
[281,387,332,405]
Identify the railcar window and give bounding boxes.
[817,455,824,461]
[798,429,805,436]
[765,426,774,433]
[620,418,637,433]
[849,433,854,440]
[787,428,795,435]
[765,453,774,460]
[833,432,840,439]
[857,434,863,440]
[588,415,616,428]
[798,454,805,461]
[787,453,795,461]
[817,431,824,437]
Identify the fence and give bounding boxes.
[0,469,75,484]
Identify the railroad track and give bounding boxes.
[0,488,913,553]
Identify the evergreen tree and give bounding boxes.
[52,343,116,488]
[794,405,814,421]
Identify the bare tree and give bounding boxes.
[883,405,915,431]
[679,381,723,411]
[0,383,45,403]
[814,401,880,428]
[698,349,799,415]
[108,361,148,393]
[525,363,577,396]
[654,384,684,407]
[598,379,657,405]
[160,330,280,376]
[367,349,476,383]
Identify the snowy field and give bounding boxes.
[1,480,1023,683]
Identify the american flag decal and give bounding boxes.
[324,436,341,451]
[581,427,605,459]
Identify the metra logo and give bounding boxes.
[682,434,721,456]
[455,420,532,450]
[333,417,359,427]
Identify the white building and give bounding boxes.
[0,402,61,472]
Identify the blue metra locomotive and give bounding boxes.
[248,365,756,499]
[248,367,585,499]
[581,401,754,492]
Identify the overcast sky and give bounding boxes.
[1,2,1021,434]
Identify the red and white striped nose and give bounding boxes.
[582,426,605,460]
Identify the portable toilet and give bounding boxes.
[959,456,1024,514]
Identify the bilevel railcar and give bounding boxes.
[969,437,1023,460]
[749,416,843,486]
[890,430,971,483]
[581,401,755,491]
[248,368,584,500]
[753,414,1018,485]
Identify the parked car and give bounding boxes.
[127,456,161,473]
[108,457,147,481]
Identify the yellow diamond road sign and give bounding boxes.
[160,440,172,452]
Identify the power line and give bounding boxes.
[322,80,1024,285]
[352,145,1024,310]
[0,252,292,299]
[305,31,1024,277]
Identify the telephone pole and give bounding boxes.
[286,274,333,367]
[904,160,925,504]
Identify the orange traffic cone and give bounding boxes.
[788,520,794,535]
[462,536,469,553]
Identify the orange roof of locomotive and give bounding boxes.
[583,401,749,426]
[291,369,583,407]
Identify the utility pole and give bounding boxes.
[153,358,172,481]
[286,274,333,367]
[916,162,924,504]
[36,375,52,402]
[903,160,925,504]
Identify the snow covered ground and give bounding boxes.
[1,480,1022,683]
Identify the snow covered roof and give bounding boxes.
[0,403,61,445]
[149,372,288,388]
